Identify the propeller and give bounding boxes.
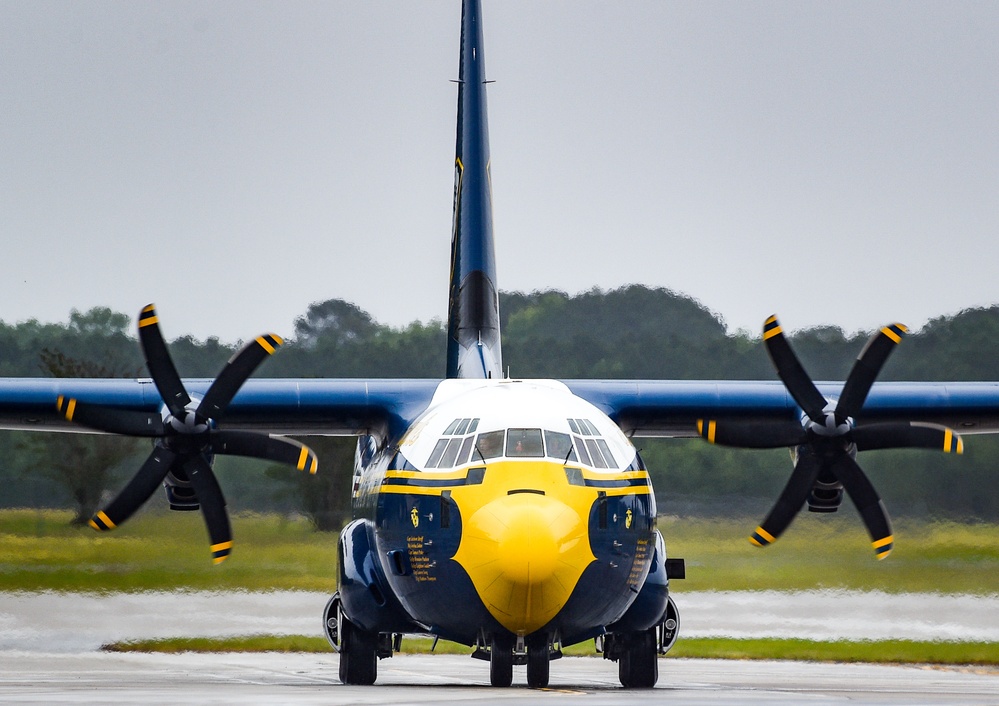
[57,304,318,564]
[697,315,963,559]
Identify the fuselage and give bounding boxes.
[350,379,658,645]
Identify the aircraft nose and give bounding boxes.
[494,494,560,584]
[455,490,595,635]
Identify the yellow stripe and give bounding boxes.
[763,325,782,340]
[96,511,115,529]
[378,483,649,498]
[297,446,309,471]
[696,419,704,435]
[88,519,100,531]
[213,555,229,565]
[309,457,318,475]
[872,535,894,549]
[881,326,902,344]
[211,541,233,553]
[956,436,964,454]
[707,420,716,444]
[256,336,276,354]
[138,305,158,327]
[749,536,764,547]
[754,526,775,543]
[944,428,953,452]
[65,398,76,421]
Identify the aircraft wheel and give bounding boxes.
[526,640,550,688]
[489,636,513,687]
[618,628,658,689]
[338,617,377,685]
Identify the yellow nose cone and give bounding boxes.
[454,490,595,635]
[494,499,559,585]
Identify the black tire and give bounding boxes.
[489,636,513,687]
[526,641,550,688]
[618,628,658,689]
[338,618,378,685]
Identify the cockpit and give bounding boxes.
[392,416,644,472]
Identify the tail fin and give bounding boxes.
[446,0,502,380]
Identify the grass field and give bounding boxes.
[0,509,337,592]
[3,508,997,594]
[102,635,999,667]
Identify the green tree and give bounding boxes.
[18,317,144,525]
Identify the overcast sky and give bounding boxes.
[3,1,997,343]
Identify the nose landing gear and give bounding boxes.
[526,636,550,688]
[475,632,561,687]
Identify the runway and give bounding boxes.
[2,591,998,704]
[2,651,999,705]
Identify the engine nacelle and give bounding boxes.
[163,469,199,511]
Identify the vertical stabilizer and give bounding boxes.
[446,0,502,380]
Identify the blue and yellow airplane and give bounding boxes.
[2,0,999,689]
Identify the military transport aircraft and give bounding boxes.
[2,0,999,690]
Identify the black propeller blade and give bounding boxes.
[60,304,317,563]
[700,315,963,559]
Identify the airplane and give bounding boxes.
[2,0,999,690]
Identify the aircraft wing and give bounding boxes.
[565,380,999,437]
[0,377,440,440]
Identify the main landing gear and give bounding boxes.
[617,627,658,688]
[600,596,679,689]
[323,592,379,686]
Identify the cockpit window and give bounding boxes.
[545,430,574,462]
[426,421,621,470]
[506,428,544,457]
[426,439,450,467]
[568,418,600,436]
[473,430,505,460]
[573,436,592,466]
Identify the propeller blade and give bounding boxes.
[835,324,907,420]
[749,451,821,548]
[57,396,164,436]
[182,455,233,564]
[89,445,177,531]
[763,315,829,422]
[852,422,964,453]
[211,430,318,473]
[197,334,284,422]
[138,304,191,417]
[697,418,806,448]
[828,455,894,559]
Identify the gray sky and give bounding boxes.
[3,1,998,343]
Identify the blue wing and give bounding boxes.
[0,377,439,441]
[565,380,999,437]
[5,376,999,441]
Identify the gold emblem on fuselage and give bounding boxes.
[411,507,419,528]
[625,508,633,529]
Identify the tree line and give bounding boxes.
[2,287,999,526]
